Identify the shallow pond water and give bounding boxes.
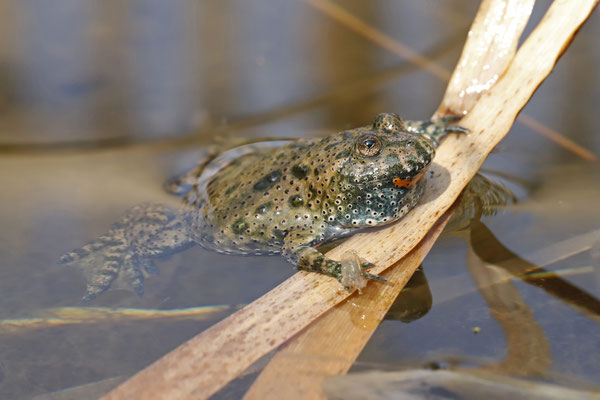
[0,1,599,399]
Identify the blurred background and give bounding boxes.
[0,1,598,399]
[0,0,490,145]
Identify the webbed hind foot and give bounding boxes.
[59,234,159,302]
[59,203,192,302]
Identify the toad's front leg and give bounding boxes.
[282,234,385,291]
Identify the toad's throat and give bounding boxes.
[392,167,428,189]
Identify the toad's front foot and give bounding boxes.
[340,250,386,291]
[286,244,386,292]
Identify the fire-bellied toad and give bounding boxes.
[60,113,465,301]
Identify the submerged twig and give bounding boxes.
[302,0,450,80]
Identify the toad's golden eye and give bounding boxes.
[356,134,382,157]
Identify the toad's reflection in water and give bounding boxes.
[384,266,433,323]
[59,114,466,301]
[444,173,516,234]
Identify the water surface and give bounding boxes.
[0,1,598,398]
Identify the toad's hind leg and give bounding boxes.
[282,237,385,291]
[405,116,468,147]
[59,203,194,302]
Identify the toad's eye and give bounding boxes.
[356,134,382,157]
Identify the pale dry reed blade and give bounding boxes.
[437,0,535,117]
[102,1,599,399]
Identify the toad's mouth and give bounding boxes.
[392,167,428,189]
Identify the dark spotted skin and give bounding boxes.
[60,113,465,300]
[182,113,462,281]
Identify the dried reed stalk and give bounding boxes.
[103,1,598,399]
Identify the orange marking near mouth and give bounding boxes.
[393,168,428,188]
